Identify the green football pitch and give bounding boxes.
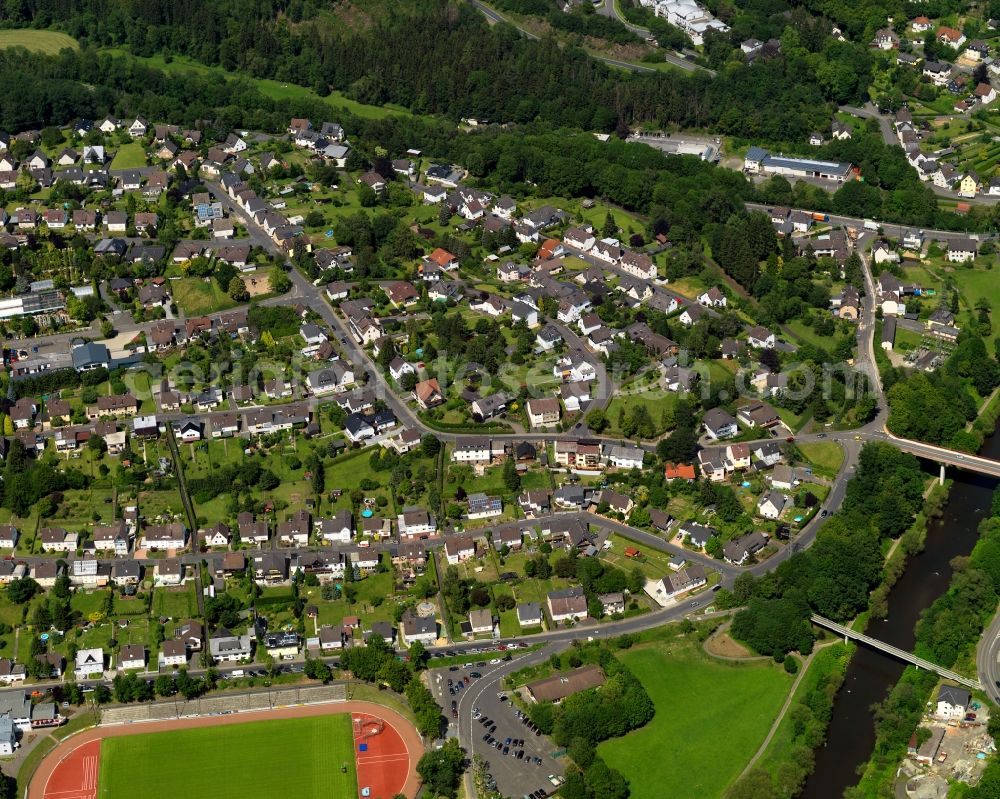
[96,715,357,798]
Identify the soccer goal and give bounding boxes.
[353,716,385,739]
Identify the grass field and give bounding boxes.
[97,716,357,799]
[797,441,844,474]
[598,642,792,799]
[953,264,1000,326]
[0,29,77,54]
[99,49,409,119]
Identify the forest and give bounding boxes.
[0,0,861,137]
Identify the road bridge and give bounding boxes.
[871,433,1000,481]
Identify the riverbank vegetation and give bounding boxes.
[868,479,950,619]
[850,493,1000,797]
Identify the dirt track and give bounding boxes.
[27,700,423,799]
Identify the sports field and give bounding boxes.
[96,715,357,799]
[0,29,78,53]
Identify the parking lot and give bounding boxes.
[428,648,564,799]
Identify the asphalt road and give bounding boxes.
[743,202,989,246]
[977,607,1000,702]
[839,103,897,148]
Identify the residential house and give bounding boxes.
[724,531,769,565]
[111,561,141,588]
[547,587,588,623]
[948,238,977,263]
[526,397,561,428]
[746,326,776,349]
[400,611,438,646]
[698,287,727,307]
[39,527,77,553]
[703,408,738,440]
[679,522,718,549]
[770,464,798,490]
[316,510,353,545]
[74,649,105,680]
[605,444,644,470]
[140,523,187,551]
[152,556,184,586]
[444,535,476,565]
[737,401,782,429]
[468,608,494,636]
[646,565,708,604]
[209,630,253,663]
[0,526,17,550]
[92,520,129,556]
[517,603,543,628]
[938,26,967,49]
[414,379,444,409]
[467,493,503,519]
[397,508,437,539]
[936,685,971,720]
[252,553,288,585]
[277,510,311,546]
[118,644,145,672]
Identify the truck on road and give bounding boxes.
[863,219,879,231]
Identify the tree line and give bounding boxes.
[886,332,1000,450]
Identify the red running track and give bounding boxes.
[39,739,99,799]
[353,713,412,799]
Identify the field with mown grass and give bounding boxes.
[0,29,77,54]
[597,640,792,799]
[97,715,357,799]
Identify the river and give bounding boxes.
[801,427,1000,799]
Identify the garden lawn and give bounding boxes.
[70,590,111,621]
[171,277,238,316]
[785,318,836,352]
[109,141,147,170]
[47,488,117,529]
[598,642,792,799]
[601,535,676,580]
[605,393,676,438]
[0,29,77,53]
[954,264,1000,323]
[97,715,357,799]
[152,585,197,619]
